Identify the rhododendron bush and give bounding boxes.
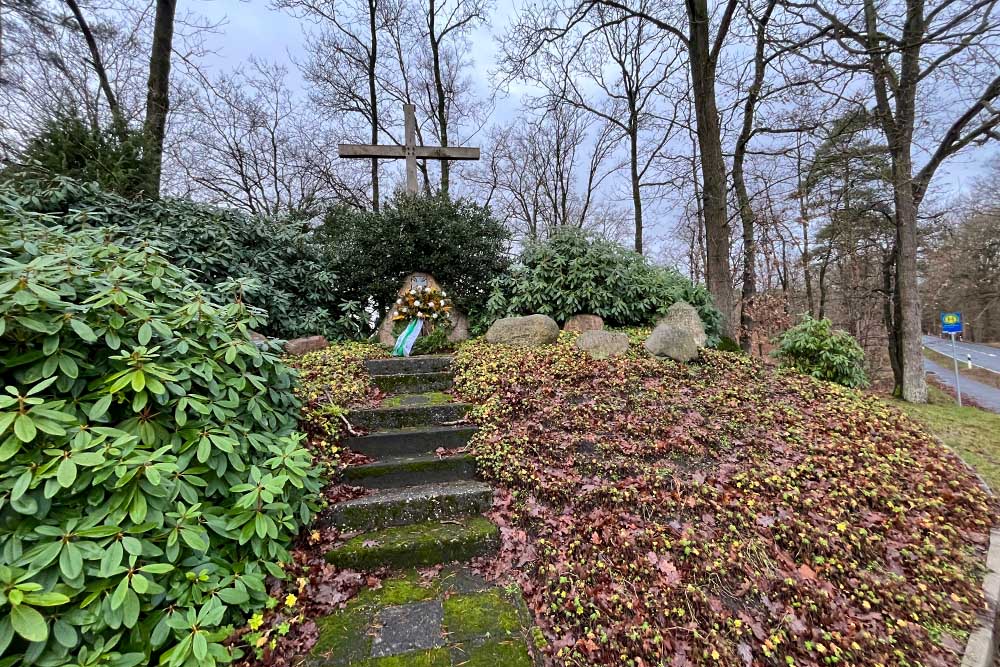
[0,222,320,666]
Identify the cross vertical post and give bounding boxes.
[403,104,418,194]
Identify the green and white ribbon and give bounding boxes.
[392,319,422,357]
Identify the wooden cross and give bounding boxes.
[338,103,480,194]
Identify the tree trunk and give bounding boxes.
[883,243,903,393]
[818,246,831,319]
[687,0,734,336]
[801,215,814,316]
[737,188,755,352]
[428,0,449,195]
[893,155,927,402]
[629,128,643,254]
[368,0,380,212]
[863,0,926,402]
[733,0,773,352]
[733,136,755,351]
[142,0,176,198]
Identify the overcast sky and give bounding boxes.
[195,0,518,114]
[192,0,996,244]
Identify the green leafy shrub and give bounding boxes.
[485,229,721,341]
[319,192,511,333]
[5,114,149,198]
[0,221,320,665]
[410,327,454,356]
[0,174,358,341]
[715,337,742,353]
[773,314,868,387]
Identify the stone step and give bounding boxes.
[372,371,453,394]
[324,517,499,570]
[347,425,477,458]
[341,453,477,489]
[365,356,453,376]
[323,481,493,532]
[349,402,471,432]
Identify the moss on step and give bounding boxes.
[349,402,470,431]
[326,481,491,532]
[342,455,475,488]
[309,567,540,667]
[325,517,499,570]
[443,590,522,642]
[461,640,534,667]
[355,648,451,666]
[354,570,441,607]
[381,391,453,408]
[373,372,453,394]
[311,604,372,664]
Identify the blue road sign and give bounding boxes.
[941,312,963,334]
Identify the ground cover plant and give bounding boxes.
[0,221,321,665]
[453,335,995,666]
[287,343,388,473]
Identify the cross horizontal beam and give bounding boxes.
[338,143,480,161]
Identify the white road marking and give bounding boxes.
[923,341,1000,375]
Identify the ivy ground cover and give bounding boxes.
[452,336,996,667]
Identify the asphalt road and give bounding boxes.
[923,356,1000,413]
[923,335,1000,373]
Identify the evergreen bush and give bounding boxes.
[0,221,320,665]
[484,229,722,341]
[774,315,868,388]
[7,114,149,198]
[0,175,357,341]
[320,192,511,333]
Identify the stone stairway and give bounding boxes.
[309,356,538,667]
[323,355,499,570]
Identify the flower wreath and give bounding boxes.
[391,286,453,330]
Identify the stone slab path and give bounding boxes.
[309,355,538,666]
[309,568,537,667]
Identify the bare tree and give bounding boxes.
[505,0,753,335]
[0,1,146,154]
[424,0,489,195]
[727,0,834,350]
[63,0,126,136]
[0,0,211,198]
[171,60,369,218]
[285,0,390,210]
[467,101,621,239]
[785,0,1000,401]
[501,0,682,253]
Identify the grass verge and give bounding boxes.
[896,385,1000,493]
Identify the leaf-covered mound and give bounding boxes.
[452,337,995,667]
[287,343,388,469]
